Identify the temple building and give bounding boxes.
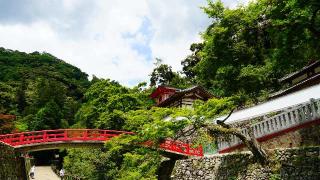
[216,61,320,154]
[150,85,216,154]
[270,60,320,99]
[150,85,214,108]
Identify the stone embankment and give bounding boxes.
[0,142,27,179]
[171,146,320,180]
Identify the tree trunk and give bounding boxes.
[213,121,269,165]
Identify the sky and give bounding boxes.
[0,0,249,86]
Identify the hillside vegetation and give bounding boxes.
[0,47,90,132]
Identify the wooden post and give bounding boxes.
[83,130,88,140]
[43,131,47,142]
[19,134,24,145]
[64,130,68,141]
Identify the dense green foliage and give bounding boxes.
[74,80,154,130]
[149,58,191,89]
[180,0,320,101]
[0,47,90,131]
[0,82,16,114]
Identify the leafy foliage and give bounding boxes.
[0,47,90,131]
[181,43,203,80]
[0,82,16,114]
[180,0,320,100]
[74,79,154,130]
[149,58,192,89]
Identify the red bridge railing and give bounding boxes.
[159,139,203,156]
[0,129,133,146]
[0,129,203,157]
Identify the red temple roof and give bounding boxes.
[150,86,177,98]
[156,86,214,107]
[150,85,215,107]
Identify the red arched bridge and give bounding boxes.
[0,129,203,157]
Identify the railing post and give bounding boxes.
[310,98,317,120]
[83,130,88,140]
[254,124,258,137]
[316,99,320,118]
[305,104,311,121]
[293,109,299,124]
[267,119,272,132]
[64,130,68,140]
[271,118,276,131]
[284,113,290,126]
[299,107,306,123]
[276,116,282,130]
[280,115,286,128]
[186,144,190,155]
[266,121,270,133]
[43,131,47,142]
[274,117,279,130]
[289,112,294,125]
[256,124,260,137]
[252,125,256,137]
[20,134,24,144]
[199,145,203,156]
[262,122,267,135]
[32,132,35,142]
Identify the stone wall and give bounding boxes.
[232,122,320,153]
[172,146,320,180]
[262,123,320,149]
[0,142,27,180]
[220,119,320,154]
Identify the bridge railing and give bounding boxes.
[0,129,134,146]
[159,139,203,156]
[218,98,320,151]
[0,129,203,157]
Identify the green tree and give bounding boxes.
[0,82,16,114]
[192,0,320,99]
[30,100,63,130]
[16,80,27,114]
[75,79,153,129]
[150,63,176,87]
[181,43,203,79]
[150,59,193,89]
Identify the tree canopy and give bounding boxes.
[74,79,154,130]
[181,0,320,100]
[0,47,90,131]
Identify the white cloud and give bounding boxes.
[0,0,249,86]
[145,0,209,71]
[222,0,251,8]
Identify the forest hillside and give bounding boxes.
[0,47,90,132]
